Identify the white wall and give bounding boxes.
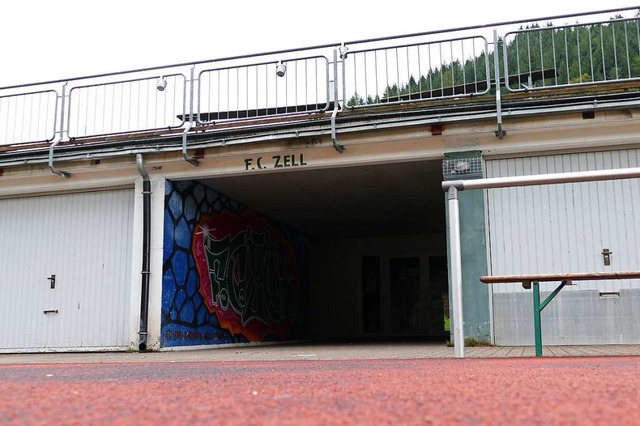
[486,148,640,345]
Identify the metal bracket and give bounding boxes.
[49,83,71,178]
[331,49,345,153]
[447,185,459,200]
[331,108,344,153]
[49,136,71,178]
[182,122,199,167]
[181,66,200,167]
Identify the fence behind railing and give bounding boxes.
[1,7,639,151]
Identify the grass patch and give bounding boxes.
[446,338,494,347]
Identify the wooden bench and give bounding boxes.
[480,272,640,356]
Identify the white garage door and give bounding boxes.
[486,148,640,344]
[0,189,134,352]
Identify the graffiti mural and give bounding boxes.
[193,209,299,341]
[162,179,308,347]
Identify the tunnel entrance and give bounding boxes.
[200,158,449,343]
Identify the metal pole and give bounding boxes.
[493,29,505,139]
[532,281,543,357]
[448,186,465,358]
[136,154,151,351]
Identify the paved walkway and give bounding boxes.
[2,342,640,364]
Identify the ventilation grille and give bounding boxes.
[442,156,483,181]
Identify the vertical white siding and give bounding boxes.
[0,189,134,351]
[486,149,640,294]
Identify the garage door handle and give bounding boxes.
[43,309,59,314]
[48,274,56,289]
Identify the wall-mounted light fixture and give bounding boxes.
[339,45,349,59]
[156,76,167,91]
[275,61,286,77]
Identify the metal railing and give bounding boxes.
[503,17,640,91]
[342,36,491,108]
[0,90,57,145]
[197,55,331,123]
[1,7,638,151]
[67,73,187,138]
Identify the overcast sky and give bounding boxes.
[1,1,639,87]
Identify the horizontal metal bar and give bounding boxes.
[481,271,640,283]
[443,167,640,192]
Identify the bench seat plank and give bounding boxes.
[480,271,640,284]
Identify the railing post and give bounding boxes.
[448,186,465,358]
[493,29,505,139]
[339,44,348,110]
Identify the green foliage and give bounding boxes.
[347,92,379,106]
[446,338,493,347]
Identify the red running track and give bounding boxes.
[1,356,639,425]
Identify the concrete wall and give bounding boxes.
[458,189,491,342]
[494,290,640,345]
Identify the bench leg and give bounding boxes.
[532,280,568,357]
[533,281,543,357]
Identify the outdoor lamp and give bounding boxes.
[339,45,349,59]
[156,76,167,91]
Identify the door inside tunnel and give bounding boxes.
[359,253,449,339]
[198,158,449,343]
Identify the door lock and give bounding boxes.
[601,249,612,266]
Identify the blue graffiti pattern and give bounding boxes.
[162,179,309,347]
